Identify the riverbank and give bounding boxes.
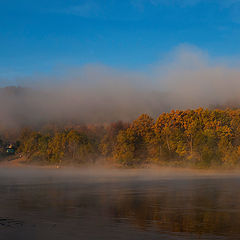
[2,156,240,179]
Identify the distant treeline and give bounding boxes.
[2,108,240,168]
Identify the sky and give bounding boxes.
[1,0,240,125]
[1,0,240,85]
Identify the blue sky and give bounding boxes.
[1,0,240,84]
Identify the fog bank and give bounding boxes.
[1,46,240,127]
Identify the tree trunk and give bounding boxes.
[166,136,171,152]
[190,135,193,155]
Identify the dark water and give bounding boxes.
[0,168,240,240]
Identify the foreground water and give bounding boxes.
[0,167,240,240]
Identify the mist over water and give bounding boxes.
[1,46,240,128]
[1,167,240,240]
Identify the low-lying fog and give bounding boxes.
[0,167,239,185]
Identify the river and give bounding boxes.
[0,167,240,240]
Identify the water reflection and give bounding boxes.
[0,169,240,239]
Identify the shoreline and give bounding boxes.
[1,157,240,177]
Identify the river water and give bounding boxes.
[0,167,240,240]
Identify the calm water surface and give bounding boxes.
[0,168,240,240]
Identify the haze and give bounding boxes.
[1,46,240,127]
